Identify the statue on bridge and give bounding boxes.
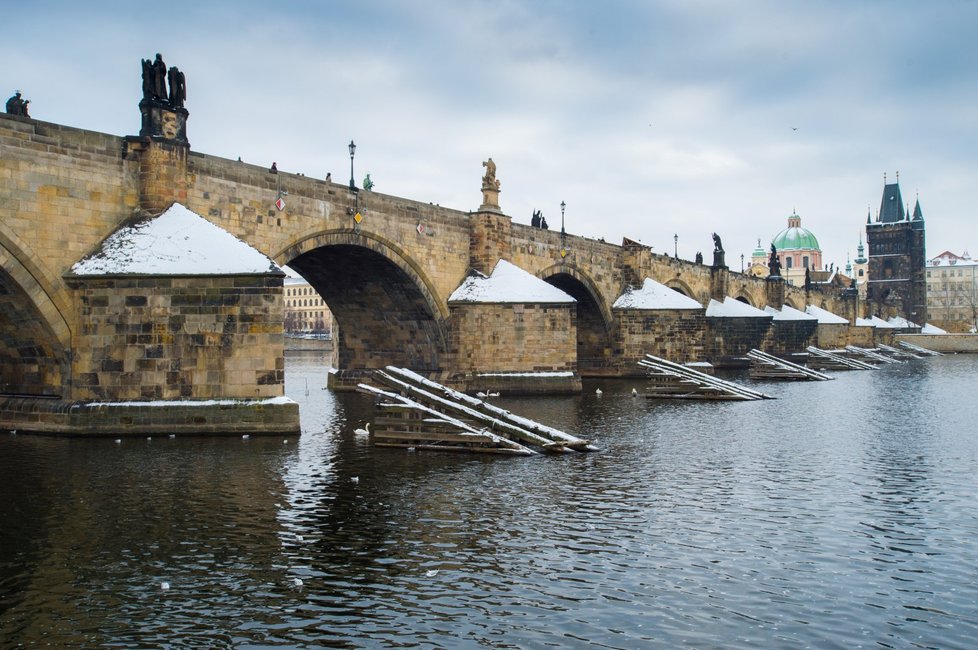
[711,232,726,268]
[139,54,190,144]
[531,209,541,227]
[141,53,170,102]
[479,157,502,211]
[482,158,500,190]
[768,243,782,278]
[141,54,187,109]
[363,173,374,191]
[167,66,186,108]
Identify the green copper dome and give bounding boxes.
[771,212,820,251]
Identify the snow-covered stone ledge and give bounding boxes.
[0,396,299,436]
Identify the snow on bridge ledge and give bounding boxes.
[448,259,575,304]
[705,296,771,318]
[612,278,703,310]
[70,202,282,276]
[764,305,817,321]
[805,304,849,324]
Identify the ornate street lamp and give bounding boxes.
[674,234,678,258]
[348,140,357,190]
[560,200,566,237]
[741,253,745,272]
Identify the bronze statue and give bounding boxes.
[768,243,782,277]
[531,209,541,227]
[712,232,723,252]
[141,59,154,100]
[167,66,186,108]
[695,251,703,264]
[151,53,167,101]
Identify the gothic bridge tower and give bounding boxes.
[865,174,927,323]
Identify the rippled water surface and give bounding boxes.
[2,353,978,648]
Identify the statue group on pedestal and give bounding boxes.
[141,53,186,108]
[530,209,549,229]
[5,90,30,117]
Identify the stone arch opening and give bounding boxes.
[0,265,70,397]
[784,296,802,310]
[665,279,695,298]
[539,266,612,376]
[734,294,753,306]
[279,233,448,386]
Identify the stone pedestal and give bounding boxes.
[480,186,501,213]
[139,99,189,145]
[709,265,729,302]
[469,210,512,275]
[765,276,786,309]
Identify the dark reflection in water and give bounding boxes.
[2,352,978,648]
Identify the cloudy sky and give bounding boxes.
[3,1,976,269]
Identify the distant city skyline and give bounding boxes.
[3,1,975,268]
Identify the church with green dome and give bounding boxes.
[770,212,823,286]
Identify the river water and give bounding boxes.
[1,352,977,648]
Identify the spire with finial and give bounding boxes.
[855,230,867,264]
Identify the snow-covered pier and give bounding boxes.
[747,349,833,381]
[357,367,596,455]
[638,354,774,401]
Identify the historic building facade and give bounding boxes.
[865,176,927,323]
[926,251,977,331]
[284,277,333,336]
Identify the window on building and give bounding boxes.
[803,256,810,268]
[786,257,793,269]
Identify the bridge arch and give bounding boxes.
[665,278,697,300]
[275,230,450,378]
[733,292,754,306]
[784,295,803,310]
[538,263,614,375]
[0,237,73,397]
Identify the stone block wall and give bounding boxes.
[469,211,513,275]
[66,274,285,401]
[613,310,707,371]
[848,327,876,347]
[0,115,139,281]
[816,323,849,349]
[760,320,818,354]
[449,302,577,375]
[705,316,773,363]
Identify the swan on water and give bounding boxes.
[354,422,371,436]
[595,388,603,395]
[632,388,639,396]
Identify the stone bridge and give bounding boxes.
[0,103,857,435]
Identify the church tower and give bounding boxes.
[865,174,927,323]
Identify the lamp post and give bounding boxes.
[348,140,356,190]
[674,234,678,258]
[560,200,566,237]
[741,253,744,273]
